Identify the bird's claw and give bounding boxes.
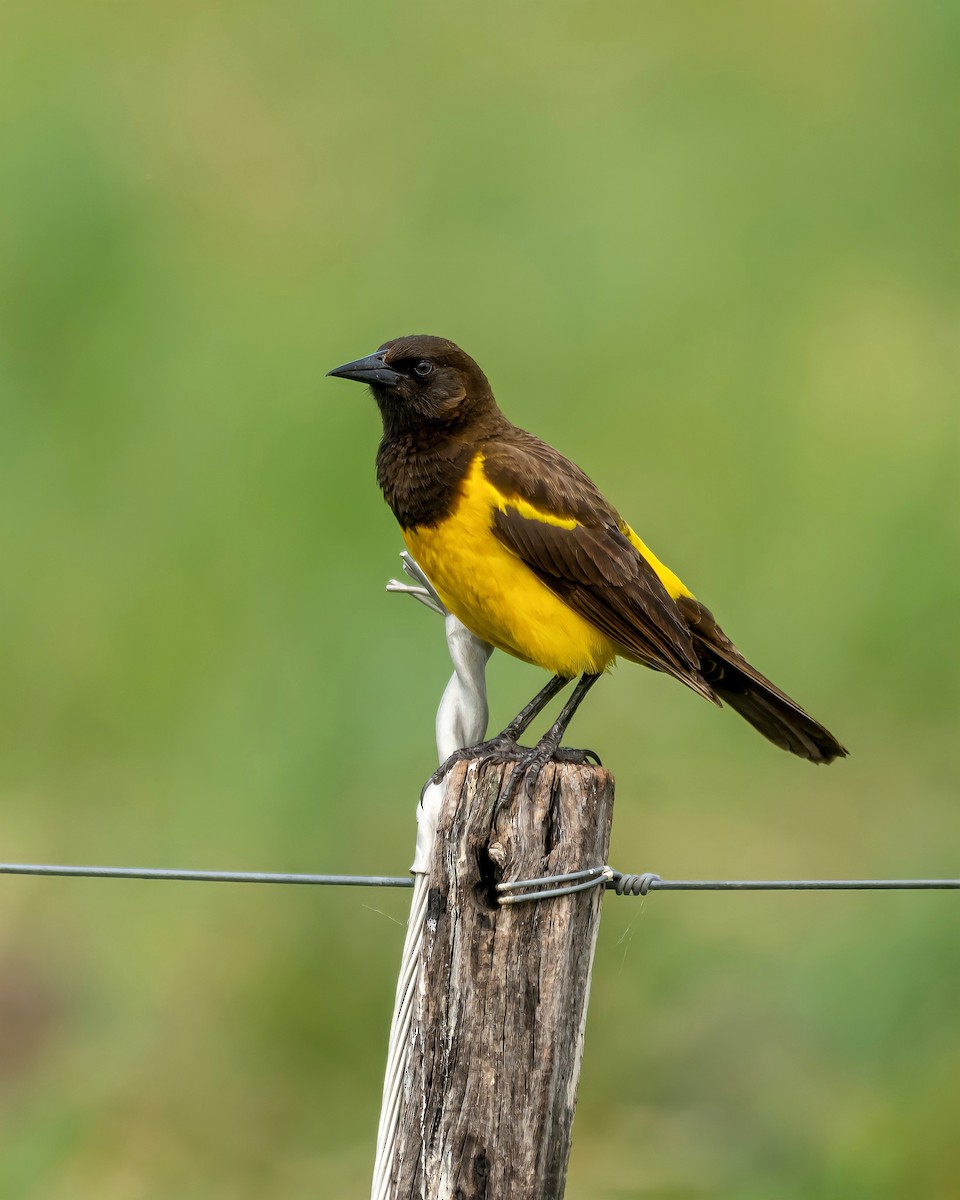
[423,739,602,804]
[554,745,602,767]
[499,742,604,805]
[421,734,525,800]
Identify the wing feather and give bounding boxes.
[477,431,845,761]
[482,438,716,701]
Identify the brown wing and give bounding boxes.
[483,435,717,702]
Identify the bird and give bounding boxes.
[328,334,847,783]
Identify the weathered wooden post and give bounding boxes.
[374,554,614,1199]
[390,756,614,1198]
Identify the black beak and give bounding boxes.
[327,350,402,388]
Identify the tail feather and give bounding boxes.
[709,676,847,763]
[677,597,848,765]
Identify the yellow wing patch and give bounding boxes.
[488,489,579,531]
[622,526,694,602]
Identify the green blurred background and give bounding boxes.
[1,1,958,1196]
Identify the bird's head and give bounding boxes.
[328,335,496,435]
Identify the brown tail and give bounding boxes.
[677,597,848,765]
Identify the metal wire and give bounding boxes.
[638,878,960,891]
[0,862,957,891]
[0,863,414,887]
[498,865,615,905]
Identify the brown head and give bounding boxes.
[327,334,499,438]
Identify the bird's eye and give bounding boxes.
[414,360,433,377]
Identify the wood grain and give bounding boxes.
[391,758,615,1199]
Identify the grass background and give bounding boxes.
[1,1,958,1196]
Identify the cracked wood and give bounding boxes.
[391,758,615,1199]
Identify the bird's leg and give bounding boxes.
[424,674,572,792]
[500,673,603,803]
[497,673,572,743]
[535,672,602,757]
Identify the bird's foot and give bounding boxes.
[422,734,525,798]
[499,741,602,806]
[498,742,556,806]
[423,738,602,804]
[553,745,603,767]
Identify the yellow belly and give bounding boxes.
[405,522,617,676]
[401,454,693,678]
